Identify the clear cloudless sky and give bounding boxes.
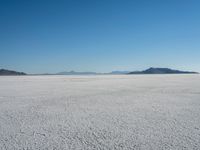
[0,0,200,73]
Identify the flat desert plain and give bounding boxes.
[0,75,200,150]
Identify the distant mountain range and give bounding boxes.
[109,71,130,74]
[129,67,198,74]
[0,69,26,76]
[56,71,98,75]
[57,68,198,75]
[0,68,198,76]
[56,70,130,75]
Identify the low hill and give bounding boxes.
[129,68,198,74]
[0,69,26,76]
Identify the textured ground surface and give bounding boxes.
[0,75,200,150]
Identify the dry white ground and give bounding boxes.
[0,75,200,150]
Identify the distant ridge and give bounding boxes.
[0,69,26,76]
[109,71,130,74]
[56,71,98,75]
[129,67,198,74]
[56,70,130,75]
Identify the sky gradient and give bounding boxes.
[0,0,200,73]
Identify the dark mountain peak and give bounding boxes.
[0,69,26,76]
[144,67,176,74]
[129,68,198,74]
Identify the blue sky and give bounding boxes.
[0,0,200,73]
